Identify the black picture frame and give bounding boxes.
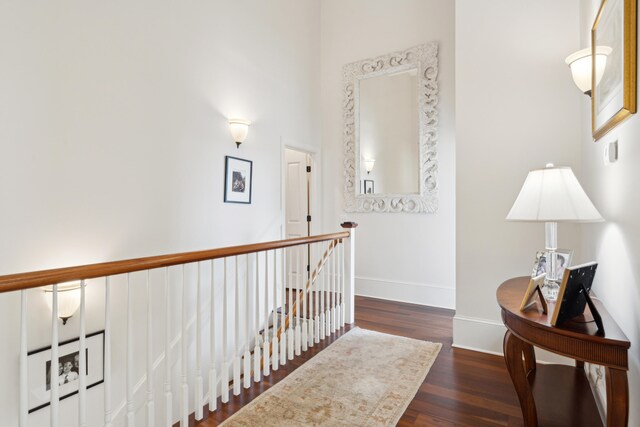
[363,179,374,194]
[550,262,603,333]
[27,330,105,413]
[224,156,253,204]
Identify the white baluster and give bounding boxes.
[314,244,320,344]
[164,268,173,426]
[280,248,287,366]
[195,263,203,420]
[341,240,346,328]
[221,259,229,403]
[331,242,337,334]
[294,247,302,356]
[51,284,59,427]
[19,290,27,427]
[324,242,333,337]
[209,261,217,411]
[105,277,113,427]
[263,251,270,376]
[145,272,155,426]
[127,275,135,427]
[79,280,87,427]
[253,253,261,382]
[233,256,241,395]
[181,267,188,426]
[335,241,341,328]
[272,249,279,371]
[302,246,308,352]
[287,248,294,360]
[308,243,314,348]
[243,254,252,388]
[320,243,326,340]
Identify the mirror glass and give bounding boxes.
[359,68,419,194]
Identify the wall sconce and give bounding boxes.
[43,281,82,325]
[565,46,612,97]
[364,159,376,174]
[228,119,251,148]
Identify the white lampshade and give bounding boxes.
[43,281,82,324]
[565,46,612,94]
[228,119,251,145]
[506,165,603,223]
[364,159,376,174]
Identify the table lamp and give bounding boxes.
[506,164,603,301]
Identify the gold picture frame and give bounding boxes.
[592,0,637,140]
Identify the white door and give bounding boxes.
[284,148,311,288]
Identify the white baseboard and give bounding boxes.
[452,315,575,365]
[355,276,455,309]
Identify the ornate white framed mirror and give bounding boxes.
[343,42,439,213]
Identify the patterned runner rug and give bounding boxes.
[221,327,442,426]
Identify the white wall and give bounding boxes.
[454,0,583,353]
[578,1,640,424]
[0,1,321,425]
[320,0,456,309]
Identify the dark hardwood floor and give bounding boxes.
[194,295,523,426]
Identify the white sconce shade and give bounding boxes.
[228,118,251,148]
[506,164,603,223]
[364,159,376,174]
[565,46,612,96]
[44,281,82,325]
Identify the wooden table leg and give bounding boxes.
[503,331,537,427]
[605,367,628,427]
[523,343,536,376]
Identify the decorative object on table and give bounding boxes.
[228,118,251,148]
[27,331,105,413]
[224,156,253,204]
[592,0,637,140]
[363,179,374,194]
[565,46,612,97]
[219,328,441,427]
[550,262,604,334]
[506,164,603,302]
[519,272,548,313]
[530,249,573,279]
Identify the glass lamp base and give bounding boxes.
[542,278,560,302]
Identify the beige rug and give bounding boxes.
[221,327,442,426]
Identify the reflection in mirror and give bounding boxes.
[359,68,419,194]
[343,42,439,213]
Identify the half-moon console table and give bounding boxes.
[497,277,630,427]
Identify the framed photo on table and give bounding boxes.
[27,331,105,413]
[530,249,573,279]
[592,0,637,140]
[224,156,253,204]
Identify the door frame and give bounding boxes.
[280,138,321,240]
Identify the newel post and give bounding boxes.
[341,222,358,324]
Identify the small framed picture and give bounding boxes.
[28,331,105,413]
[363,180,374,194]
[531,249,573,278]
[224,156,253,204]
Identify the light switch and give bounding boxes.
[604,140,618,164]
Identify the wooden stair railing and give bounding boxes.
[262,238,340,368]
[0,223,357,427]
